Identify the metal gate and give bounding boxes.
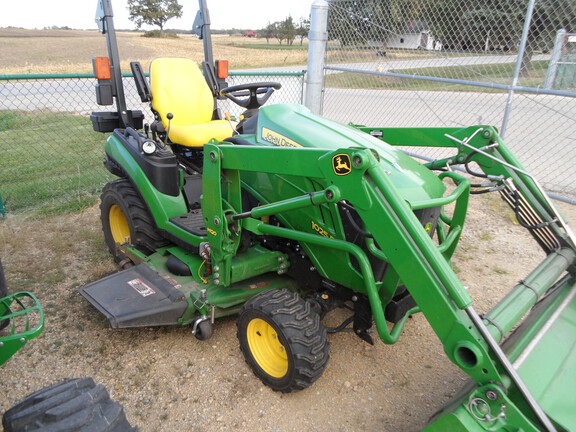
[307,0,576,200]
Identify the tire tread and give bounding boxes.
[237,289,329,393]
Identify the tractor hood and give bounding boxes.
[254,104,445,202]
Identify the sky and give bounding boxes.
[0,0,315,31]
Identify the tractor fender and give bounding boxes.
[104,131,188,228]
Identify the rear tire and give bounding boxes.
[237,289,329,393]
[2,377,136,432]
[100,179,168,264]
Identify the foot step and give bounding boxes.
[170,209,206,236]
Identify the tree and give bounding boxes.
[258,22,278,44]
[424,0,576,75]
[327,0,413,48]
[127,0,183,33]
[278,16,296,46]
[519,0,576,76]
[296,17,310,45]
[461,6,521,52]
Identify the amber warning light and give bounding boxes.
[93,56,111,80]
[216,60,229,79]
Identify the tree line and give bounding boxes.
[257,17,310,46]
[125,0,311,46]
[329,0,575,50]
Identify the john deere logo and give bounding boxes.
[332,154,351,176]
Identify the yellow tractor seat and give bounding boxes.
[150,57,233,147]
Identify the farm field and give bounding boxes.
[0,28,309,75]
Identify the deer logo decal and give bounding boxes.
[332,154,352,176]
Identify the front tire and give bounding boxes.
[237,289,329,393]
[100,179,168,264]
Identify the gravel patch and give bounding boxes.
[1,194,574,432]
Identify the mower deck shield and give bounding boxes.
[80,263,188,328]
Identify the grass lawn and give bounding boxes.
[0,110,112,214]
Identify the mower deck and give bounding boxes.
[80,263,189,328]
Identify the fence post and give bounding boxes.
[500,0,537,139]
[305,0,329,115]
[544,29,567,89]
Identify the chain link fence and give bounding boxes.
[322,0,576,199]
[0,72,305,214]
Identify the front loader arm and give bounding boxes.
[357,124,576,431]
[358,124,576,253]
[205,143,502,384]
[207,136,576,431]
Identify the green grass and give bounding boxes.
[325,61,549,91]
[0,110,112,213]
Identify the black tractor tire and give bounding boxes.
[2,377,136,432]
[0,259,10,330]
[100,179,168,264]
[237,289,329,393]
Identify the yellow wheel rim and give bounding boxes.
[246,318,288,378]
[109,204,130,244]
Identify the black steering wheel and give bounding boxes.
[220,82,282,109]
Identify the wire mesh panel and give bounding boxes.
[0,72,304,213]
[0,76,109,214]
[322,0,576,198]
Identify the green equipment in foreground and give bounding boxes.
[0,260,136,431]
[0,260,43,366]
[82,0,576,430]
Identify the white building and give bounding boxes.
[385,22,441,51]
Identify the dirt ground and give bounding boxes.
[1,190,575,432]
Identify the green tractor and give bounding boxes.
[82,0,576,430]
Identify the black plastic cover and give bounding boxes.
[95,82,114,105]
[79,263,189,328]
[90,111,144,133]
[130,61,151,102]
[110,128,180,196]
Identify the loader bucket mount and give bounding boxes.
[0,291,44,366]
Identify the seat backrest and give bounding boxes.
[150,58,215,127]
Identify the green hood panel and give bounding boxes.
[255,104,446,202]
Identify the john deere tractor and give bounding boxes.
[81,0,576,430]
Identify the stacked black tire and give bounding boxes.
[2,378,136,432]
